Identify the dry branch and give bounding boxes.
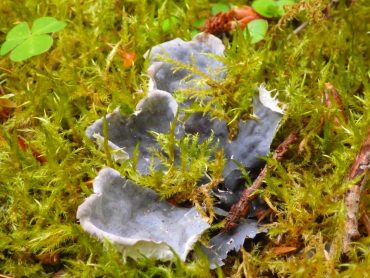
[323,82,348,125]
[360,212,370,236]
[343,130,370,252]
[224,131,298,232]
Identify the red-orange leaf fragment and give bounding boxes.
[17,136,47,163]
[322,82,348,126]
[117,49,136,69]
[35,252,60,265]
[85,179,94,187]
[0,98,16,120]
[202,6,263,35]
[271,246,297,255]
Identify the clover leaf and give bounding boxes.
[0,17,66,62]
[276,0,296,16]
[161,16,179,32]
[252,0,296,18]
[252,0,280,18]
[211,3,230,15]
[247,19,268,44]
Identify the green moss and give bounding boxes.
[126,127,225,222]
[0,0,369,276]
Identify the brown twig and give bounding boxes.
[299,82,347,153]
[224,131,298,232]
[360,212,370,236]
[0,66,12,74]
[292,21,308,35]
[0,273,13,278]
[322,82,348,126]
[343,130,370,252]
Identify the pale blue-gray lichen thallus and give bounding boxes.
[77,168,210,261]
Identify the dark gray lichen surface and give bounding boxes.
[201,219,259,268]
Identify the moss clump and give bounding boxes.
[127,128,225,223]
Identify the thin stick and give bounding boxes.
[323,82,348,125]
[293,21,308,35]
[104,40,123,78]
[360,212,370,236]
[0,274,13,278]
[0,66,12,74]
[343,130,370,252]
[224,131,298,232]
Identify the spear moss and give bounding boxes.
[0,0,369,277]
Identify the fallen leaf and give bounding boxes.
[17,136,47,163]
[117,49,136,69]
[0,98,16,120]
[35,252,60,265]
[85,179,94,187]
[271,246,297,255]
[202,5,263,35]
[0,99,16,108]
[322,82,347,126]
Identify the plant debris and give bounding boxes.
[201,6,262,35]
[322,82,348,126]
[343,130,370,252]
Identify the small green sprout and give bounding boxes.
[0,17,66,62]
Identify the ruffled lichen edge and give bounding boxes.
[77,167,210,261]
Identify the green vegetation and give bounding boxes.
[252,0,296,18]
[0,0,369,277]
[0,17,66,62]
[127,128,225,223]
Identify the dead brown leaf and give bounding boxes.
[35,252,60,265]
[202,6,263,35]
[271,246,297,255]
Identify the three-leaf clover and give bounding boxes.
[0,17,66,62]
